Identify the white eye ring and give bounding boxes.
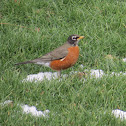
[72,36,77,40]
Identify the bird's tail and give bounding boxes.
[15,61,33,65]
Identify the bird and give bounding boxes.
[15,34,84,77]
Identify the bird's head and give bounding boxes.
[67,34,84,46]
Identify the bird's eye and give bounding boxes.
[72,36,77,40]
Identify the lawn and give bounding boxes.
[0,0,126,125]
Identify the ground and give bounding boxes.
[0,0,126,125]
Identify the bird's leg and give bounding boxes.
[57,70,61,78]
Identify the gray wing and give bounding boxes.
[32,43,70,62]
[15,42,70,65]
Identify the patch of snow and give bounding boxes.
[0,100,50,118]
[79,64,84,69]
[122,58,126,62]
[87,69,126,79]
[84,69,104,79]
[21,104,50,117]
[0,100,13,106]
[22,72,58,82]
[22,72,68,82]
[22,68,126,83]
[23,69,104,82]
[90,69,104,78]
[84,69,126,79]
[111,72,126,76]
[112,109,126,120]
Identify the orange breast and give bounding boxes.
[50,46,79,70]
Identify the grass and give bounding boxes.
[0,0,126,125]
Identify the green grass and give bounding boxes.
[0,0,126,125]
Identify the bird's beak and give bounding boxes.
[77,36,84,40]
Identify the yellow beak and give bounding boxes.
[77,36,84,40]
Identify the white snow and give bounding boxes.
[22,69,105,82]
[22,68,126,82]
[88,69,126,79]
[21,104,50,117]
[122,58,126,62]
[112,109,126,120]
[0,100,13,106]
[0,100,50,118]
[79,64,84,69]
[22,72,58,82]
[111,72,126,76]
[89,69,104,78]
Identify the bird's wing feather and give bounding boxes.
[15,43,71,65]
[31,43,70,63]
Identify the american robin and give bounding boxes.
[15,34,84,77]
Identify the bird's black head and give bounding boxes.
[67,34,84,46]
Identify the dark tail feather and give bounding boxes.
[15,61,33,65]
